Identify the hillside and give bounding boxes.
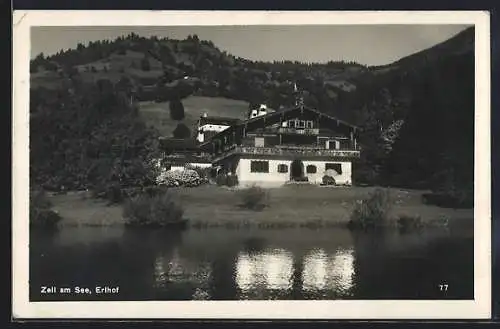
[29,27,475,197]
[29,33,370,121]
[139,96,249,137]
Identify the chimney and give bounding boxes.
[258,104,267,116]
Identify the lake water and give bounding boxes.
[30,227,473,301]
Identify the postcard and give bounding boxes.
[12,10,491,319]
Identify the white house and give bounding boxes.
[200,105,361,188]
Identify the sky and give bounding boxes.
[31,25,471,66]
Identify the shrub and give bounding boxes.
[397,214,424,232]
[30,190,62,229]
[348,188,391,230]
[422,189,473,209]
[122,191,185,228]
[227,175,239,187]
[184,164,211,179]
[215,173,239,187]
[322,175,336,185]
[239,186,268,210]
[156,168,207,187]
[172,123,191,138]
[216,174,226,186]
[105,183,124,204]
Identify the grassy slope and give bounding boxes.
[48,186,473,228]
[138,96,250,137]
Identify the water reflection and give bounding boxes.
[153,247,213,300]
[302,248,354,296]
[236,248,294,292]
[235,246,355,298]
[30,227,473,301]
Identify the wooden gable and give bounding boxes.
[241,106,359,136]
[198,106,360,152]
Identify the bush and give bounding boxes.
[123,191,185,228]
[348,188,391,230]
[104,183,124,204]
[184,165,211,180]
[172,123,191,138]
[30,190,62,229]
[215,174,239,187]
[322,175,336,185]
[397,214,424,232]
[156,168,208,187]
[227,175,239,187]
[422,189,473,209]
[216,174,225,186]
[239,186,268,210]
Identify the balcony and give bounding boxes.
[277,127,320,135]
[213,145,360,162]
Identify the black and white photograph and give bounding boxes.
[12,11,491,319]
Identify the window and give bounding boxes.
[296,120,305,128]
[254,137,265,147]
[288,120,295,128]
[331,140,340,150]
[326,163,342,174]
[306,165,317,174]
[277,164,288,173]
[306,121,314,129]
[251,161,269,173]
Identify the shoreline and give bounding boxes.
[43,185,474,231]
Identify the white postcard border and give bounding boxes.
[12,10,491,319]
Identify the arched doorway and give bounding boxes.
[290,159,304,181]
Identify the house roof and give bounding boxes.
[199,116,242,126]
[163,154,212,165]
[158,137,200,150]
[199,105,361,148]
[243,105,360,130]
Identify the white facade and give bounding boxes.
[234,157,352,188]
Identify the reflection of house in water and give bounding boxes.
[235,248,294,292]
[302,248,354,295]
[235,247,355,297]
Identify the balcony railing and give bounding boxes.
[213,145,360,162]
[277,127,320,135]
